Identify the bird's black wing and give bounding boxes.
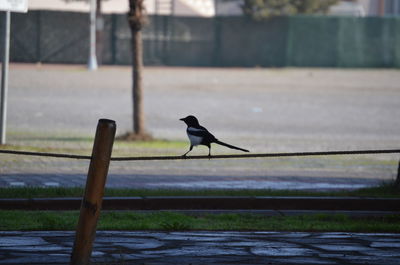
[187,126,217,142]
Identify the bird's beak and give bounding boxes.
[179,118,185,121]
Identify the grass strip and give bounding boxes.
[1,140,186,156]
[0,183,399,199]
[0,211,399,232]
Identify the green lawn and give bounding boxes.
[0,210,399,232]
[1,184,399,232]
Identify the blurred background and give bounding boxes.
[5,0,400,67]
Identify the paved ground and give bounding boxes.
[7,64,400,147]
[1,231,400,264]
[1,64,400,189]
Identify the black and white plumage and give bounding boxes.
[180,115,249,157]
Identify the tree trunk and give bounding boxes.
[378,0,385,16]
[128,0,147,136]
[131,29,145,135]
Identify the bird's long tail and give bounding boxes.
[215,140,249,153]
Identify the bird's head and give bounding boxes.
[180,115,200,126]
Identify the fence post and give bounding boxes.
[111,14,117,65]
[36,11,42,62]
[70,119,116,265]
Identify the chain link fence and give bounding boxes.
[1,11,399,67]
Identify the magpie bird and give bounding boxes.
[180,115,249,157]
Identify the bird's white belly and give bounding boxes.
[187,133,202,146]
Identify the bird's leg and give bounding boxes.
[182,145,193,158]
[208,146,212,159]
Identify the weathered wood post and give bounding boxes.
[70,119,116,265]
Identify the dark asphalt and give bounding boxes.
[0,172,388,190]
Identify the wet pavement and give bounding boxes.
[0,172,385,190]
[1,231,400,264]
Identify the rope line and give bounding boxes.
[0,149,91,160]
[1,148,400,161]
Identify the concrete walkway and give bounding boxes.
[1,231,400,264]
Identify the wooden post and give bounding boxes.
[70,119,116,265]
